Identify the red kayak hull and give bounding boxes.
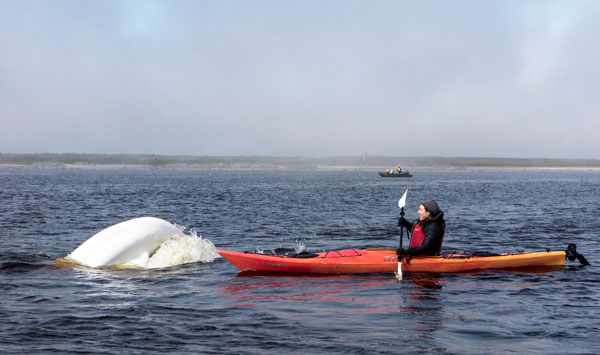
[218,248,566,275]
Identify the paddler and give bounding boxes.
[397,200,445,256]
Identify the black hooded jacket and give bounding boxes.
[398,211,445,256]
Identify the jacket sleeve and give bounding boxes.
[404,222,444,256]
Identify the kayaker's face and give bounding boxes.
[418,204,431,221]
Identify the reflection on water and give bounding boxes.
[399,277,445,346]
[220,274,451,317]
[221,274,397,313]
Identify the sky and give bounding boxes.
[1,0,599,159]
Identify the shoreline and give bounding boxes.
[2,153,599,172]
[2,162,600,173]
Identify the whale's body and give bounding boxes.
[67,217,185,268]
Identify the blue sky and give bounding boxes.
[1,0,599,158]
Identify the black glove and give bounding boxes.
[397,216,408,227]
[396,248,410,256]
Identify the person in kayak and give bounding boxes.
[397,200,445,256]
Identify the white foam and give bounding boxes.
[145,230,219,269]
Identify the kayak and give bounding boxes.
[379,172,412,177]
[218,248,573,275]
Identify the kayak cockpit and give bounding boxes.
[244,248,371,259]
[244,248,320,258]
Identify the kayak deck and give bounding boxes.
[218,248,567,275]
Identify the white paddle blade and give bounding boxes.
[398,189,408,209]
[395,261,403,280]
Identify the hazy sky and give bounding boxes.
[1,0,599,158]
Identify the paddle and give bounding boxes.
[395,189,408,280]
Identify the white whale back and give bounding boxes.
[67,217,186,268]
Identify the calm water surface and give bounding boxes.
[1,169,598,354]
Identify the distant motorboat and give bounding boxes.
[379,171,412,177]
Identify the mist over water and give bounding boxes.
[2,1,600,158]
[1,169,598,354]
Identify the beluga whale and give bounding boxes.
[65,217,218,269]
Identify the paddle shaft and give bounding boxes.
[398,207,405,252]
[396,207,405,280]
[396,190,408,280]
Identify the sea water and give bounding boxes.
[0,169,598,354]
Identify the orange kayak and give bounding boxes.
[218,248,567,275]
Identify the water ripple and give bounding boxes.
[1,169,598,354]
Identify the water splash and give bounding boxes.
[293,237,307,254]
[145,229,219,269]
[254,234,314,255]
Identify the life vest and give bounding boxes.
[409,221,445,255]
[409,222,426,248]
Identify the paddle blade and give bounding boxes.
[395,262,403,280]
[398,189,408,208]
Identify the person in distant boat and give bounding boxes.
[396,200,445,256]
